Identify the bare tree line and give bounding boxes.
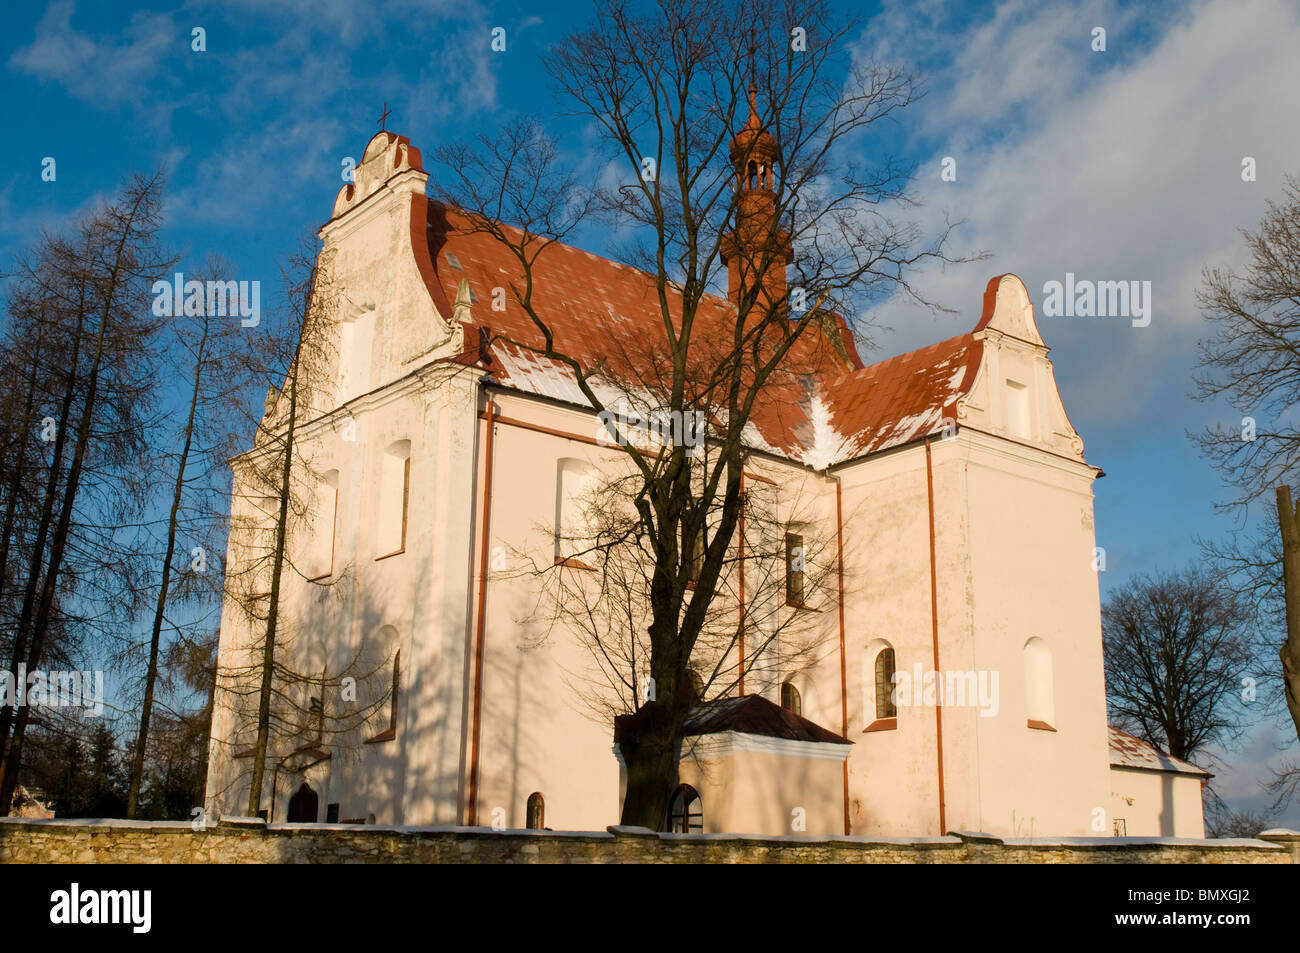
[0,171,393,820]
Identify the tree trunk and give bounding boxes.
[126,319,208,816]
[619,692,680,829]
[1275,486,1300,745]
[0,297,109,811]
[0,295,85,783]
[246,357,300,817]
[0,312,47,620]
[0,179,155,811]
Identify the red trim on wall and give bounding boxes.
[466,398,497,826]
[478,411,602,447]
[836,478,850,835]
[925,437,947,836]
[737,471,745,697]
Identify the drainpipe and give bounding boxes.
[466,393,497,826]
[925,437,947,835]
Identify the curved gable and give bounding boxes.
[958,274,1087,463]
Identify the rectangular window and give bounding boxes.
[310,694,323,743]
[556,459,595,561]
[377,441,411,558]
[389,650,401,732]
[306,470,339,580]
[363,630,399,744]
[339,314,374,403]
[1005,378,1031,439]
[785,532,804,606]
[875,648,898,720]
[686,526,705,586]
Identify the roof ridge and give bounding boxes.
[836,331,975,385]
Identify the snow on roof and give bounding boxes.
[1108,726,1210,777]
[820,335,982,462]
[425,202,985,468]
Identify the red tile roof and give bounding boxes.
[424,201,984,467]
[822,334,983,461]
[1108,726,1210,777]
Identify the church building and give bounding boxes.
[204,119,1206,840]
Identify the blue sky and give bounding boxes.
[3,0,1299,825]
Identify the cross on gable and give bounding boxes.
[377,101,392,132]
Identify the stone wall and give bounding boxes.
[2,817,1297,863]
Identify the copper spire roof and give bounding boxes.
[729,82,779,166]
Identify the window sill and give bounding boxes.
[375,548,405,562]
[1026,719,1056,732]
[786,600,818,611]
[365,727,397,744]
[555,555,596,571]
[863,718,897,733]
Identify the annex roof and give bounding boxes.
[679,694,851,745]
[1108,725,1210,777]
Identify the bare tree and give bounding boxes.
[526,452,841,726]
[0,172,174,812]
[1103,566,1254,764]
[123,256,262,816]
[433,0,968,827]
[1203,786,1276,839]
[1194,174,1300,752]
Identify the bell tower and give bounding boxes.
[720,83,792,310]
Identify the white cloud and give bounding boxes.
[861,0,1300,427]
[8,0,176,105]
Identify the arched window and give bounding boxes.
[686,668,704,705]
[874,647,897,720]
[781,680,802,717]
[667,784,703,833]
[526,792,545,830]
[1024,637,1055,729]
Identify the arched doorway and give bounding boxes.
[526,792,545,829]
[666,784,703,833]
[287,782,319,823]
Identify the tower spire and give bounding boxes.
[721,80,791,309]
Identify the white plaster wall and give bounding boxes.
[836,444,946,836]
[948,430,1111,837]
[1109,766,1207,838]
